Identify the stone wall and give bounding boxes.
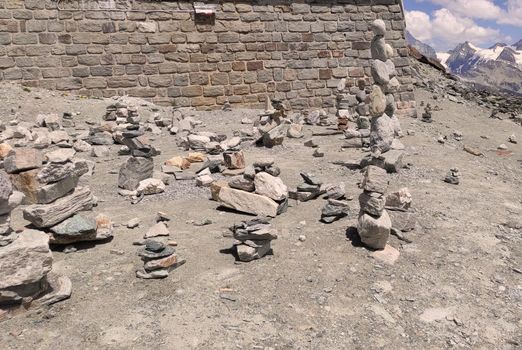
[0,0,415,114]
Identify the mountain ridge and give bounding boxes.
[437,40,522,96]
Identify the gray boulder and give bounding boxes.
[118,156,154,190]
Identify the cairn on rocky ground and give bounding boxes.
[136,239,185,279]
[357,165,391,250]
[355,20,411,251]
[4,147,110,247]
[114,103,161,196]
[230,217,277,262]
[320,182,351,223]
[386,188,416,234]
[444,167,461,185]
[336,78,360,131]
[359,19,404,169]
[0,112,92,152]
[304,109,330,127]
[213,158,288,218]
[337,76,373,149]
[421,103,433,123]
[289,172,325,202]
[0,170,71,309]
[254,98,292,148]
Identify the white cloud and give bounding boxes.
[426,0,522,27]
[431,9,505,46]
[405,9,509,50]
[431,0,502,20]
[498,0,522,27]
[405,10,433,42]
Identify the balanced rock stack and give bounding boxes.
[230,217,278,262]
[255,98,291,148]
[304,109,330,127]
[0,170,64,308]
[102,101,161,196]
[357,166,392,250]
[320,183,350,224]
[386,188,416,233]
[341,79,372,149]
[358,19,404,171]
[421,103,433,123]
[4,147,110,246]
[214,158,288,218]
[335,78,358,131]
[289,172,325,202]
[136,239,185,279]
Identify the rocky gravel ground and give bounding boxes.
[0,69,521,350]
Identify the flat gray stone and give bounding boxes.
[50,214,96,237]
[118,156,154,191]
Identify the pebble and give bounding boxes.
[127,218,140,229]
[498,144,507,150]
[63,245,77,254]
[110,249,124,255]
[298,235,306,242]
[155,211,170,222]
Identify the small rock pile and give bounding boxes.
[336,78,373,149]
[421,103,433,123]
[335,79,358,130]
[444,167,461,185]
[229,217,277,262]
[386,188,416,234]
[136,239,185,279]
[183,131,242,155]
[320,183,350,224]
[321,198,350,224]
[213,158,288,218]
[5,147,109,246]
[255,98,291,148]
[289,172,324,202]
[0,170,70,308]
[108,101,166,198]
[357,166,392,250]
[304,109,330,126]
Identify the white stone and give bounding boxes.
[217,187,279,217]
[188,134,211,150]
[357,210,391,250]
[254,172,287,201]
[45,148,76,163]
[372,19,386,36]
[137,178,165,195]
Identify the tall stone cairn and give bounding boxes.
[0,169,53,307]
[357,19,405,250]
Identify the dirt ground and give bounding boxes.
[0,77,521,349]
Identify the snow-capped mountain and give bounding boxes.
[437,41,522,95]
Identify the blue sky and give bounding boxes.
[403,0,522,52]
